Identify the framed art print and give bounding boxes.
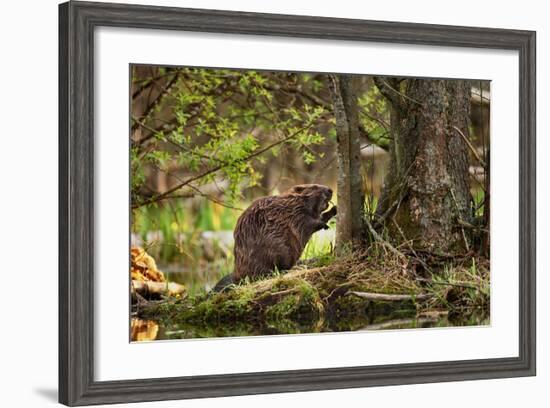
[59,1,536,405]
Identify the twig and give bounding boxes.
[452,126,487,168]
[186,184,243,211]
[347,290,432,302]
[364,214,407,262]
[132,71,181,132]
[373,77,422,108]
[416,277,478,290]
[391,218,433,274]
[359,110,390,130]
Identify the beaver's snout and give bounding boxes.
[321,188,333,211]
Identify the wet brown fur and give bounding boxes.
[213,184,336,291]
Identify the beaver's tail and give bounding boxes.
[211,272,236,293]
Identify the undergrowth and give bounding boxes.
[139,242,490,331]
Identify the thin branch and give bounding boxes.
[347,291,432,302]
[452,125,487,168]
[373,77,421,109]
[267,82,332,111]
[132,69,182,99]
[134,123,314,209]
[359,110,390,130]
[390,218,434,274]
[416,277,478,290]
[364,214,407,261]
[186,184,243,211]
[132,71,181,132]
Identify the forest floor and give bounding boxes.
[134,243,490,337]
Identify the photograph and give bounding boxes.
[129,65,491,341]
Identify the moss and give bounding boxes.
[265,295,301,320]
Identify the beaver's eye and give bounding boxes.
[293,186,305,193]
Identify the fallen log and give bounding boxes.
[131,280,187,299]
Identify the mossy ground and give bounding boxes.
[136,243,490,336]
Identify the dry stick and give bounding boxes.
[452,125,487,168]
[374,77,423,106]
[391,218,433,274]
[364,215,407,262]
[415,277,478,290]
[135,123,314,208]
[347,291,432,302]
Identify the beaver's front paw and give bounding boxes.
[323,206,337,220]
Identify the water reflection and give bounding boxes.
[131,318,159,342]
[130,308,489,342]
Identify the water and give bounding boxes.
[131,308,489,342]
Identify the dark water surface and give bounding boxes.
[131,308,489,342]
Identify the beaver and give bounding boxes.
[212,184,337,292]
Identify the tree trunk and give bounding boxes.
[374,78,473,253]
[328,74,365,253]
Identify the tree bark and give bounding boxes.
[375,78,473,253]
[328,74,365,253]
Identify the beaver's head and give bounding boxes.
[287,184,333,216]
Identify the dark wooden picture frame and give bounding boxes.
[59,1,536,405]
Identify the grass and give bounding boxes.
[132,199,242,264]
[132,200,241,295]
